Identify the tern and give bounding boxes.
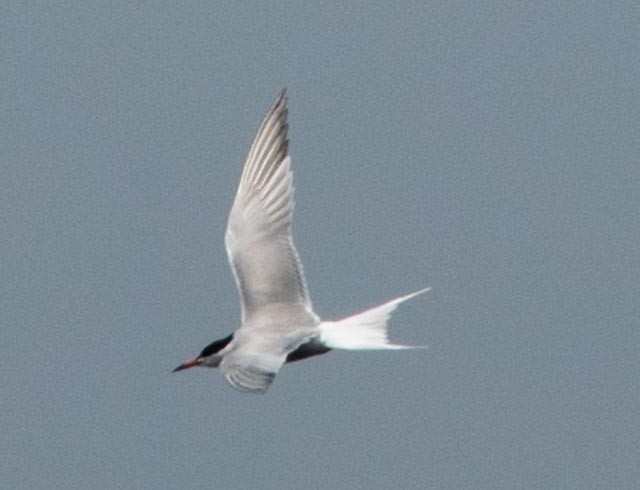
[173,90,429,394]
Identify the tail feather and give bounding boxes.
[318,288,430,350]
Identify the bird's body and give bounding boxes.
[174,91,429,393]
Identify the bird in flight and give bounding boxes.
[173,90,429,394]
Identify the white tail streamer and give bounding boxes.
[318,288,431,350]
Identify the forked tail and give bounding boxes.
[318,288,431,350]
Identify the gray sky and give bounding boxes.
[2,2,639,489]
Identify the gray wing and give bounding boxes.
[221,350,283,394]
[220,321,319,394]
[225,90,312,322]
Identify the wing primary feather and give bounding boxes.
[241,91,288,192]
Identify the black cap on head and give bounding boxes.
[199,334,233,358]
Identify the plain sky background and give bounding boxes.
[2,2,639,489]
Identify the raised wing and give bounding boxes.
[225,90,311,322]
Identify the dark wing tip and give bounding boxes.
[268,88,287,117]
[249,90,290,186]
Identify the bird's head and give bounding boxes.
[173,334,233,372]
